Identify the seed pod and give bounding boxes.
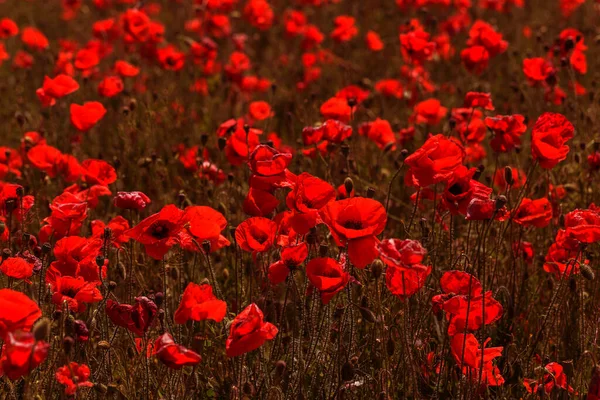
[202,240,211,253]
[386,337,395,356]
[98,340,111,350]
[218,137,227,151]
[94,384,108,394]
[371,259,384,279]
[581,264,595,281]
[341,361,354,381]
[33,318,51,341]
[96,255,105,268]
[340,143,350,157]
[495,195,507,210]
[63,336,74,355]
[109,281,117,291]
[358,306,377,323]
[344,177,354,196]
[504,166,514,186]
[366,187,376,198]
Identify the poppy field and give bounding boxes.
[1,0,600,398]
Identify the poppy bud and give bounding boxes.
[170,266,179,280]
[358,306,377,323]
[4,199,16,214]
[154,292,164,307]
[98,341,110,350]
[52,310,62,320]
[94,384,108,394]
[177,191,187,208]
[333,304,345,319]
[127,347,136,359]
[319,243,328,257]
[108,281,117,291]
[14,111,26,127]
[223,268,230,280]
[202,240,211,253]
[580,141,587,151]
[473,164,485,181]
[1,248,10,260]
[495,195,507,210]
[575,153,581,164]
[564,37,575,52]
[341,361,354,381]
[344,177,354,196]
[218,137,227,151]
[400,148,409,159]
[581,264,595,281]
[371,259,383,279]
[95,255,105,268]
[366,187,376,198]
[33,318,51,342]
[383,142,395,153]
[504,167,514,186]
[121,106,130,116]
[347,97,357,108]
[63,336,74,355]
[569,276,577,292]
[243,382,255,396]
[386,337,395,356]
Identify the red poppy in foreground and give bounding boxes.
[70,102,107,132]
[306,257,349,304]
[485,114,527,153]
[286,172,336,234]
[513,198,552,228]
[450,333,504,386]
[0,289,42,339]
[56,362,94,395]
[51,276,102,313]
[226,303,278,357]
[155,333,202,369]
[184,206,231,253]
[319,197,387,268]
[385,263,431,300]
[174,283,227,324]
[564,208,600,244]
[523,362,574,395]
[235,217,277,256]
[0,257,34,283]
[531,112,574,169]
[0,331,49,380]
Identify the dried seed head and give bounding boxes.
[95,255,105,268]
[495,195,507,210]
[581,264,595,281]
[344,177,354,196]
[371,259,384,279]
[0,220,5,235]
[358,306,377,323]
[504,166,514,186]
[1,248,11,260]
[154,292,164,307]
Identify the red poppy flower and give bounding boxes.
[358,119,397,150]
[248,145,292,176]
[464,92,494,110]
[0,257,34,283]
[226,303,278,357]
[466,20,507,57]
[319,197,387,268]
[411,99,448,125]
[27,145,63,177]
[513,198,552,228]
[544,229,583,279]
[183,206,230,252]
[40,74,79,100]
[70,102,107,132]
[121,9,151,42]
[331,15,358,43]
[114,191,151,210]
[114,60,140,77]
[21,27,49,50]
[320,97,354,123]
[55,362,94,395]
[375,79,403,99]
[225,126,260,166]
[268,243,308,285]
[523,57,555,86]
[399,29,435,65]
[0,18,18,39]
[157,45,185,71]
[125,204,185,259]
[81,159,117,186]
[524,362,574,394]
[243,187,279,217]
[531,112,574,169]
[512,241,535,264]
[461,46,490,75]
[0,331,49,380]
[485,114,527,153]
[248,101,273,122]
[40,191,88,241]
[51,276,102,313]
[386,263,431,300]
[335,86,370,105]
[155,332,202,369]
[450,334,504,386]
[404,134,464,188]
[174,283,227,324]
[286,172,336,234]
[377,238,426,267]
[91,216,130,248]
[465,197,509,221]
[366,30,384,51]
[235,217,277,255]
[0,289,42,339]
[306,257,349,304]
[0,183,35,220]
[98,76,124,98]
[106,296,158,336]
[243,0,274,31]
[442,166,493,215]
[564,208,600,244]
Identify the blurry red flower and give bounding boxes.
[248,145,292,176]
[564,208,600,244]
[404,134,464,187]
[114,191,151,210]
[331,15,358,43]
[464,92,494,110]
[0,289,41,339]
[226,303,278,357]
[155,332,202,369]
[461,46,490,75]
[56,362,93,395]
[82,159,117,186]
[268,243,308,284]
[412,99,448,125]
[21,27,49,50]
[0,18,18,39]
[106,296,158,336]
[467,20,507,57]
[485,114,527,153]
[366,30,384,51]
[0,331,49,380]
[184,206,231,253]
[0,257,34,283]
[114,60,140,77]
[320,97,354,123]
[70,102,107,132]
[450,334,504,386]
[98,76,124,97]
[286,172,336,234]
[306,257,349,304]
[400,29,435,65]
[524,362,574,394]
[523,57,555,86]
[174,283,226,324]
[513,198,552,228]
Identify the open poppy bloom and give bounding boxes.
[248,145,292,176]
[0,257,34,283]
[544,229,583,279]
[226,303,278,357]
[106,296,158,336]
[70,102,107,132]
[564,208,600,244]
[268,243,308,285]
[306,257,349,304]
[531,112,574,169]
[0,289,42,339]
[235,217,277,256]
[442,166,493,216]
[56,362,94,395]
[411,99,448,126]
[51,276,102,313]
[183,206,231,253]
[125,204,185,259]
[450,333,504,386]
[377,239,427,267]
[0,331,49,380]
[113,191,151,210]
[523,362,574,394]
[81,159,117,186]
[155,332,202,369]
[432,271,503,336]
[463,92,494,110]
[174,283,227,324]
[485,114,527,153]
[513,198,552,228]
[320,197,387,268]
[404,134,465,188]
[286,172,336,234]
